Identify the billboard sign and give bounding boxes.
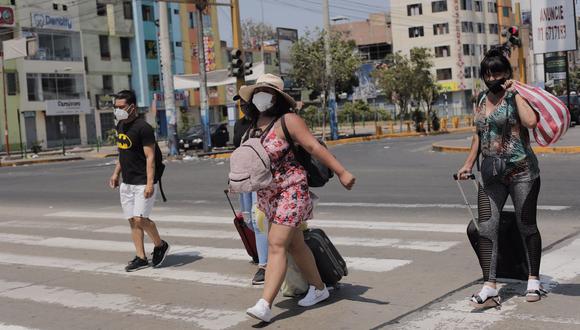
[544,52,568,82]
[45,99,90,116]
[531,0,578,54]
[277,28,298,75]
[31,12,75,31]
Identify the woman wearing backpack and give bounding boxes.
[241,74,356,322]
[457,48,544,307]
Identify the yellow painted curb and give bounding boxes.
[432,143,580,154]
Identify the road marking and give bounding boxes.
[0,324,38,330]
[318,202,570,211]
[0,233,412,273]
[0,221,460,252]
[0,252,253,288]
[393,238,580,329]
[46,211,467,233]
[0,279,247,330]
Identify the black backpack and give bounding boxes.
[281,115,334,187]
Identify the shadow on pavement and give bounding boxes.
[155,252,202,268]
[550,283,580,297]
[250,283,389,327]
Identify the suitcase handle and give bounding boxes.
[224,189,238,218]
[452,174,480,231]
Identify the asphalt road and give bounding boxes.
[0,133,579,330]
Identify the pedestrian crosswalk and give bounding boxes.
[0,208,578,329]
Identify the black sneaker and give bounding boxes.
[252,267,266,285]
[125,256,149,272]
[152,240,170,268]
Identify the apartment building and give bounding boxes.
[391,0,505,114]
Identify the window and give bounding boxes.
[53,3,58,10]
[63,4,68,11]
[476,23,485,33]
[502,7,510,17]
[99,35,110,60]
[96,1,107,16]
[408,26,424,38]
[488,1,497,13]
[264,52,272,65]
[432,1,447,13]
[188,12,195,28]
[460,0,473,10]
[434,46,451,58]
[174,9,179,15]
[202,14,211,28]
[464,66,472,79]
[357,43,391,61]
[6,72,18,95]
[142,5,154,21]
[102,75,113,93]
[489,24,499,34]
[26,73,85,101]
[149,75,160,91]
[433,23,449,35]
[463,44,476,56]
[26,29,82,62]
[123,1,133,19]
[436,68,452,80]
[120,37,131,61]
[461,22,474,33]
[407,4,422,16]
[474,1,483,11]
[175,41,182,47]
[145,40,157,59]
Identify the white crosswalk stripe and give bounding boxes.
[0,279,248,330]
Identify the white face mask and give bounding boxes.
[252,92,274,112]
[114,107,130,121]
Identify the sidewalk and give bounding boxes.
[433,126,580,154]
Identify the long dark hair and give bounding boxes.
[480,48,513,80]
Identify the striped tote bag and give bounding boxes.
[513,82,570,146]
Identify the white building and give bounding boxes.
[391,0,504,114]
[15,1,89,149]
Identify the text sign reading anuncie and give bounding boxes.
[532,0,578,54]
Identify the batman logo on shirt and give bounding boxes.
[117,133,132,150]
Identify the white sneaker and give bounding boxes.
[246,298,272,323]
[298,285,330,307]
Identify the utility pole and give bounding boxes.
[323,0,339,140]
[231,0,245,91]
[196,1,212,152]
[158,1,178,155]
[1,53,10,155]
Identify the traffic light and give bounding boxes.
[244,62,253,76]
[503,26,521,47]
[230,49,244,78]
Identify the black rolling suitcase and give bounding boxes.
[304,228,348,287]
[454,174,529,281]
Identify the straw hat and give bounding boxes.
[238,73,297,109]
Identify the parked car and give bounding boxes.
[557,95,580,127]
[178,123,229,151]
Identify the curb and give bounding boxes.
[0,156,84,167]
[432,143,580,154]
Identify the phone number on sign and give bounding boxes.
[537,25,567,41]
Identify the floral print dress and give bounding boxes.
[257,122,312,227]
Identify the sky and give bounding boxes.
[217,0,390,46]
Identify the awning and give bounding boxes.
[173,62,266,90]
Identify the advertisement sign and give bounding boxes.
[31,12,75,31]
[45,99,90,116]
[277,28,298,75]
[0,6,15,27]
[544,52,568,82]
[531,0,578,54]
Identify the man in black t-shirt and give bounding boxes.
[109,90,170,272]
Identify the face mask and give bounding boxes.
[485,78,507,94]
[114,107,130,121]
[252,92,274,112]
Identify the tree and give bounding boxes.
[410,48,442,132]
[290,29,361,139]
[300,105,319,130]
[241,18,276,50]
[374,52,415,132]
[340,100,369,135]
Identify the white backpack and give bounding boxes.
[228,120,277,193]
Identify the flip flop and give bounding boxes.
[526,288,547,302]
[470,294,501,309]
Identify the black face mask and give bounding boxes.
[485,78,507,94]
